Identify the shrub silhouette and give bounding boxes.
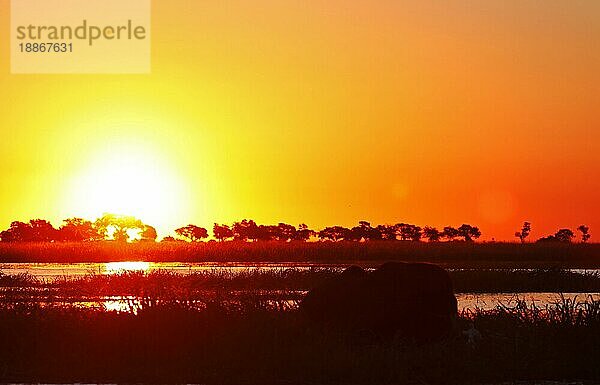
[538,228,575,243]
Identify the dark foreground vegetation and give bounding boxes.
[0,240,599,267]
[2,267,600,383]
[3,268,600,298]
[1,296,599,384]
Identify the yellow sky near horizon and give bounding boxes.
[0,0,599,240]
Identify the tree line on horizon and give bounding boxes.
[0,215,592,244]
[0,214,158,243]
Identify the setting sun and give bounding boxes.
[65,143,188,234]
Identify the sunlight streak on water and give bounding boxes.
[2,263,599,279]
[456,293,600,311]
[104,261,151,274]
[0,262,347,278]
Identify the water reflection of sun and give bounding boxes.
[104,261,150,274]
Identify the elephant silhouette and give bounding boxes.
[301,262,458,342]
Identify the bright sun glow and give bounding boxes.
[66,143,188,234]
[104,261,151,274]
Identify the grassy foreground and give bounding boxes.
[0,241,599,267]
[2,252,600,384]
[0,296,599,384]
[1,268,600,383]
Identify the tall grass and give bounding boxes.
[2,268,600,296]
[1,294,599,384]
[0,241,598,266]
[1,265,600,383]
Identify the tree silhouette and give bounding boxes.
[442,226,460,241]
[554,228,575,243]
[514,221,531,243]
[175,225,208,242]
[29,219,59,242]
[345,227,362,242]
[272,223,297,241]
[140,225,158,242]
[364,221,383,241]
[396,223,410,241]
[422,226,442,242]
[213,224,234,242]
[0,220,60,242]
[3,215,583,245]
[1,221,33,242]
[292,224,314,241]
[255,225,277,241]
[457,224,481,242]
[232,220,260,241]
[348,221,382,241]
[376,225,397,241]
[578,225,591,243]
[94,214,145,242]
[59,218,101,242]
[318,226,351,242]
[395,223,422,241]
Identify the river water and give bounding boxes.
[0,261,345,277]
[2,262,599,278]
[1,262,599,312]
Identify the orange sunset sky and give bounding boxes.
[0,0,598,240]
